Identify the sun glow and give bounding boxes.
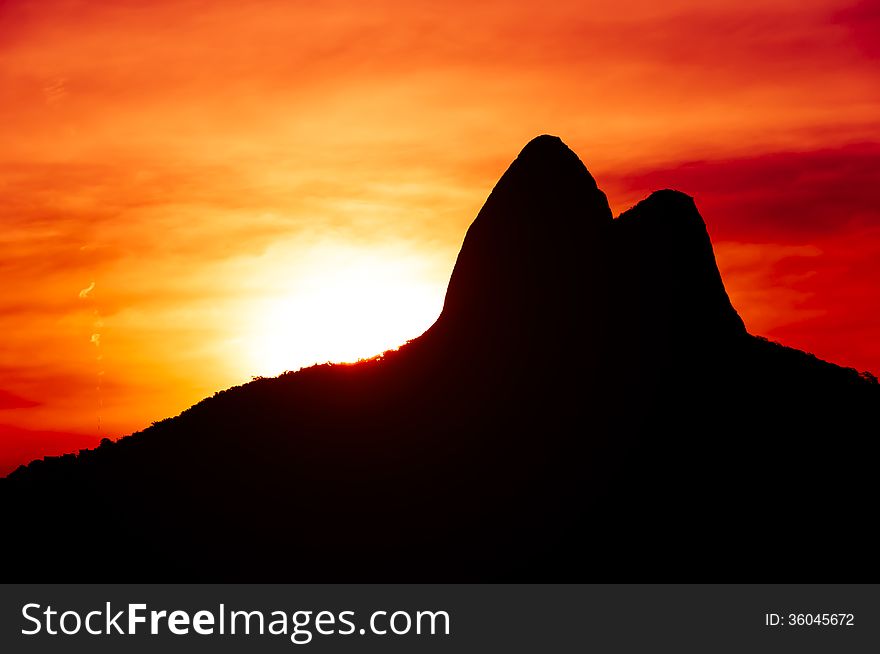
[245,246,445,378]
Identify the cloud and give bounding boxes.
[603,142,880,242]
[78,281,95,298]
[833,0,880,57]
[41,76,67,105]
[0,389,40,410]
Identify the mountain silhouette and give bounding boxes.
[2,135,877,581]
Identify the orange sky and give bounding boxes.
[2,0,879,475]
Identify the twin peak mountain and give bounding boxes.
[429,134,745,363]
[3,134,876,581]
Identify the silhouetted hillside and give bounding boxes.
[2,135,877,581]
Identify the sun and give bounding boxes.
[245,246,444,377]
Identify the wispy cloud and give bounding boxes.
[78,281,95,299]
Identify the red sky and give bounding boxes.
[1,0,878,475]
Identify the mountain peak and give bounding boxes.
[516,134,581,164]
[632,189,705,229]
[613,188,746,341]
[433,135,613,344]
[500,135,608,209]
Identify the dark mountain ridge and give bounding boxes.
[2,135,877,581]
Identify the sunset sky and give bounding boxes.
[1,0,878,474]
